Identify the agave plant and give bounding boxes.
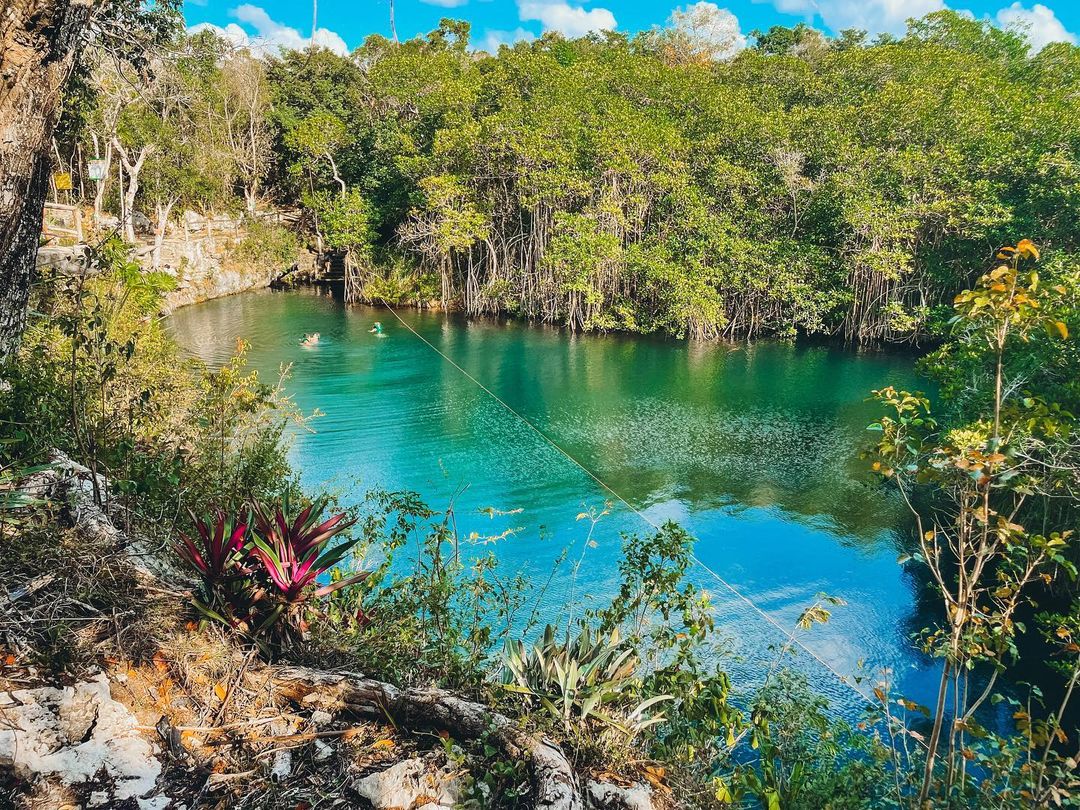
[249,495,366,635]
[502,624,671,737]
[0,462,51,527]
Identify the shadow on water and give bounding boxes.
[167,287,1024,727]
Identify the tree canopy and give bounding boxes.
[54,9,1080,344]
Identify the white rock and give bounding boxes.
[354,758,460,810]
[271,749,292,782]
[309,709,334,727]
[269,720,293,782]
[0,674,166,809]
[586,780,654,810]
[313,739,334,762]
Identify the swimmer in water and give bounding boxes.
[300,332,320,347]
[369,322,383,335]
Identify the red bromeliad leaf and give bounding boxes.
[313,571,370,598]
[176,530,209,574]
[175,510,249,582]
[248,497,360,604]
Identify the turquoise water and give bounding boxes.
[169,287,951,719]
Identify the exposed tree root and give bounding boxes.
[263,665,582,810]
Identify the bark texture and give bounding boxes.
[0,0,96,359]
[266,666,582,810]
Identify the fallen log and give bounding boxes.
[263,665,581,810]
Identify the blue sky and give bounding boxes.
[184,0,1079,56]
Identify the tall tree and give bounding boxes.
[0,0,97,358]
[0,0,180,358]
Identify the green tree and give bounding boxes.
[868,240,1078,806]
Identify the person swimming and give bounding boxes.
[369,322,383,335]
[300,332,320,346]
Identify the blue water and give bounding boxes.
[169,287,967,722]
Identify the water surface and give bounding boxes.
[170,287,949,719]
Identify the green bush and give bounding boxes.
[230,218,300,271]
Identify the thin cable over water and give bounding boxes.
[378,299,878,706]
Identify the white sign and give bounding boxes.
[87,159,108,181]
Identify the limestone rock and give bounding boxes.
[0,674,166,809]
[35,245,90,276]
[353,758,460,810]
[585,779,654,810]
[309,709,334,727]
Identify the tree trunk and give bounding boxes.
[265,666,582,810]
[91,136,112,226]
[152,198,175,269]
[244,180,258,214]
[0,0,98,359]
[112,140,151,243]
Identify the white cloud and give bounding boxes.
[479,27,537,53]
[996,2,1076,51]
[518,0,617,37]
[767,0,945,36]
[187,5,349,56]
[422,0,469,7]
[188,21,253,48]
[234,4,349,54]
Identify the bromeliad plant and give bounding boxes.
[176,509,263,631]
[248,494,364,641]
[502,623,671,738]
[176,495,365,649]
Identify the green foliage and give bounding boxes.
[311,492,544,692]
[440,729,531,809]
[60,10,1080,341]
[360,256,441,306]
[719,672,891,810]
[2,237,300,535]
[305,188,374,257]
[501,623,671,737]
[229,219,300,271]
[241,10,1080,342]
[867,239,1080,807]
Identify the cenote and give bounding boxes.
[168,286,1005,727]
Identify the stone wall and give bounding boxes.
[36,213,310,314]
[156,234,274,314]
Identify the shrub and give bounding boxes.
[230,219,300,270]
[502,623,671,738]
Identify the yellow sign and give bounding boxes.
[54,172,73,191]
